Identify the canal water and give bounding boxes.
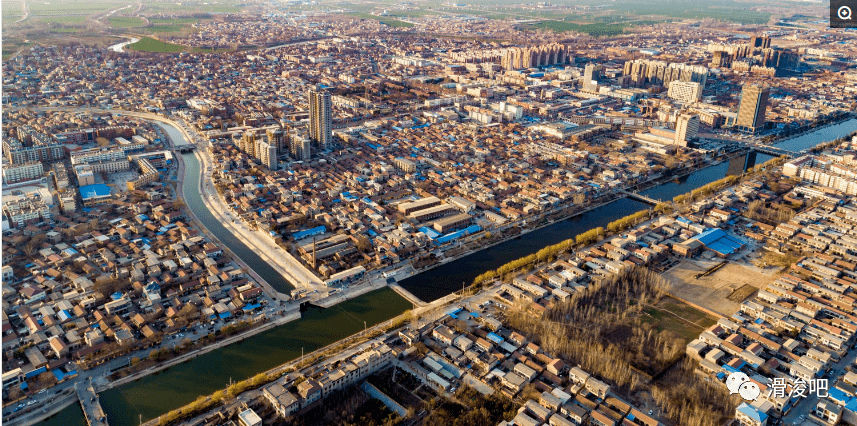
[180,152,294,293]
[397,152,776,302]
[41,118,855,426]
[770,118,857,152]
[47,287,409,426]
[398,119,857,302]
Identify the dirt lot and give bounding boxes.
[663,259,779,317]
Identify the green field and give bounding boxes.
[127,37,186,53]
[641,298,718,342]
[146,24,190,33]
[28,0,127,14]
[142,2,242,13]
[527,21,630,37]
[2,0,22,14]
[33,15,88,24]
[107,16,146,28]
[349,12,415,27]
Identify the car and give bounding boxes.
[27,401,36,406]
[648,410,653,415]
[38,389,47,394]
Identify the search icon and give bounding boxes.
[839,5,852,19]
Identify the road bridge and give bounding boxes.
[620,190,661,205]
[749,145,800,158]
[76,380,108,426]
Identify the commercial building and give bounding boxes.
[398,196,441,215]
[582,64,603,93]
[80,183,112,205]
[308,86,333,150]
[2,161,44,183]
[674,114,700,146]
[408,204,457,222]
[432,213,472,233]
[735,84,769,133]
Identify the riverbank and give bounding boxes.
[191,144,322,290]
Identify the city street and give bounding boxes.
[781,348,857,425]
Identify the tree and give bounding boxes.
[356,236,372,252]
[36,371,57,386]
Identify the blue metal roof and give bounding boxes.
[293,225,326,240]
[79,183,111,200]
[736,403,767,423]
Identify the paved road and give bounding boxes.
[781,348,857,425]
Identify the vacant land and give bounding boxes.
[2,38,29,59]
[664,259,777,317]
[640,297,718,342]
[141,2,242,14]
[127,37,186,53]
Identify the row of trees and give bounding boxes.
[673,175,740,205]
[606,210,652,234]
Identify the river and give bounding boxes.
[397,119,857,302]
[107,37,140,53]
[396,152,775,302]
[179,152,294,293]
[41,287,409,426]
[157,123,293,294]
[40,118,855,426]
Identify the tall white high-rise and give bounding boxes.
[308,86,332,150]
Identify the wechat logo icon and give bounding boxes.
[726,372,760,401]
